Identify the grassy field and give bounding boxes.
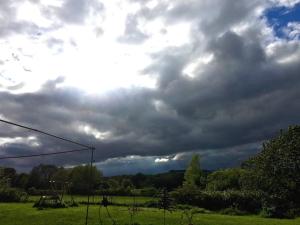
[0,203,299,225]
[28,195,154,205]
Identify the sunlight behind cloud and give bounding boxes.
[79,124,111,140]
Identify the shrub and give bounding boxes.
[220,207,248,216]
[260,195,296,219]
[0,188,28,202]
[171,187,262,213]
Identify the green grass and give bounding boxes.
[28,195,154,204]
[0,203,299,225]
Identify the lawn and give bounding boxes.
[28,195,154,205]
[0,203,299,225]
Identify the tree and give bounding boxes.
[157,188,174,225]
[27,164,58,189]
[0,168,9,189]
[52,167,70,183]
[243,126,300,218]
[206,168,246,191]
[70,165,102,194]
[12,173,29,189]
[183,154,204,188]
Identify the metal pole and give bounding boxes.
[85,147,95,225]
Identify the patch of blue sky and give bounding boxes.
[265,3,300,39]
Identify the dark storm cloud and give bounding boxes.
[1,0,300,173]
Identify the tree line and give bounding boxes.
[1,125,300,218]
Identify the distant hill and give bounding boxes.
[104,169,213,190]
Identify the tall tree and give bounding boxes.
[27,164,58,189]
[70,165,102,194]
[243,125,300,217]
[183,154,203,188]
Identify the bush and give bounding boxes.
[171,187,262,213]
[220,207,248,216]
[176,204,211,213]
[260,207,296,219]
[0,188,28,202]
[260,196,296,219]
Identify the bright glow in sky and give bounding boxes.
[0,0,193,94]
[1,0,300,174]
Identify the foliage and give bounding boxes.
[24,164,102,195]
[69,165,102,194]
[12,173,29,189]
[0,168,28,202]
[171,188,262,213]
[157,188,175,225]
[220,207,248,216]
[0,187,28,202]
[183,154,204,188]
[180,208,198,225]
[242,126,300,218]
[206,168,246,191]
[138,187,157,196]
[110,170,184,190]
[27,164,58,189]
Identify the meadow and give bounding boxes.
[0,201,299,225]
[27,195,153,205]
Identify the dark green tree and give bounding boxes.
[27,164,58,189]
[183,154,204,188]
[243,126,300,218]
[206,168,246,191]
[12,173,29,189]
[70,165,102,194]
[157,188,174,225]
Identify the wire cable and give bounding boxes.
[0,119,93,149]
[0,148,90,160]
[0,118,96,225]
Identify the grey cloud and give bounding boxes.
[46,38,64,54]
[23,0,104,29]
[143,46,193,88]
[94,27,104,37]
[1,0,300,174]
[46,38,64,48]
[118,14,149,44]
[0,0,42,38]
[56,0,104,24]
[96,155,184,176]
[130,0,264,36]
[97,141,261,176]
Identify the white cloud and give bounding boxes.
[78,124,111,140]
[0,136,40,148]
[285,22,300,40]
[154,157,169,163]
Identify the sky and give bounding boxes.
[0,0,300,176]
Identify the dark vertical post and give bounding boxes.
[85,147,95,225]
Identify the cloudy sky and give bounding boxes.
[0,0,300,175]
